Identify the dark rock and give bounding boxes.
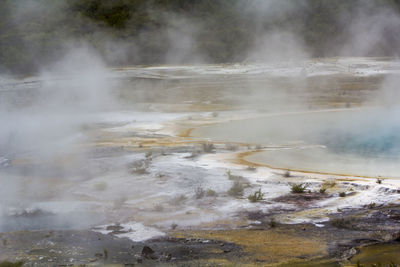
[106,224,124,232]
[141,246,157,259]
[142,246,154,256]
[342,247,358,260]
[158,253,172,262]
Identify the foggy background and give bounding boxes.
[0,0,400,74]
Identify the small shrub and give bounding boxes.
[376,178,382,184]
[331,217,355,229]
[94,182,108,191]
[170,194,187,205]
[283,170,291,177]
[246,165,257,171]
[202,142,215,153]
[226,170,243,181]
[291,183,308,193]
[145,151,152,158]
[225,143,239,151]
[132,165,148,174]
[195,187,205,199]
[339,192,346,197]
[153,203,164,212]
[368,202,376,209]
[248,188,264,202]
[171,223,178,230]
[104,249,108,259]
[206,189,217,197]
[228,181,244,197]
[319,188,326,194]
[130,160,150,174]
[113,196,127,209]
[269,218,277,228]
[322,180,336,188]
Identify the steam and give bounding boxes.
[0,43,117,231]
[339,4,400,57]
[1,44,114,158]
[246,31,309,62]
[164,15,205,64]
[241,0,309,62]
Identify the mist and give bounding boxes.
[0,41,119,232]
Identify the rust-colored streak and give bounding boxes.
[235,150,391,180]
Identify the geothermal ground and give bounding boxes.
[1,58,400,266]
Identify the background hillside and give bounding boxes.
[1,0,400,74]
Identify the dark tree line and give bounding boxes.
[1,0,400,74]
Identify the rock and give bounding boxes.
[382,231,400,242]
[106,224,124,232]
[342,247,358,260]
[158,253,172,262]
[394,232,400,241]
[141,246,157,259]
[142,246,154,255]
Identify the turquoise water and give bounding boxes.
[193,108,400,177]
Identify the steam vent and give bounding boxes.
[1,1,400,266]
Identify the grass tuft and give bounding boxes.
[202,142,215,153]
[94,182,108,191]
[170,194,188,205]
[248,188,264,202]
[331,217,356,229]
[228,181,244,197]
[291,183,308,193]
[195,187,205,199]
[206,189,217,197]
